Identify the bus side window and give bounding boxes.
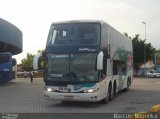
[122,67,126,74]
[113,60,118,75]
[117,61,126,75]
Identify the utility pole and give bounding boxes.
[142,22,146,69]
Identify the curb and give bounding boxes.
[129,104,160,119]
[150,104,160,113]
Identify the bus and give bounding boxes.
[35,20,133,103]
[0,52,17,82]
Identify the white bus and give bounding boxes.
[34,20,133,103]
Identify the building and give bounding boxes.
[0,18,22,55]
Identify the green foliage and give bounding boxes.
[124,33,156,73]
[145,43,156,61]
[124,32,132,40]
[21,53,34,71]
[132,34,145,64]
[38,50,45,70]
[156,49,160,53]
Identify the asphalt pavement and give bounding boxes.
[0,77,160,118]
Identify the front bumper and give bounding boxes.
[44,90,101,102]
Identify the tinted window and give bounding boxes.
[46,54,69,81]
[70,54,98,82]
[0,54,10,64]
[47,23,100,46]
[45,53,98,83]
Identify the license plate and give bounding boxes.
[64,96,74,100]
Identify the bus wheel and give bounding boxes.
[109,84,113,101]
[124,79,130,92]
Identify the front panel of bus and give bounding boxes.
[0,53,12,82]
[44,22,105,101]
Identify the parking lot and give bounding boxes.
[0,77,160,115]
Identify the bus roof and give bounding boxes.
[50,20,130,41]
[49,20,131,48]
[0,18,23,55]
[51,20,107,25]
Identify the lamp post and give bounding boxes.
[142,22,146,71]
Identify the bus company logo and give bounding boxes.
[79,48,96,52]
[52,55,69,58]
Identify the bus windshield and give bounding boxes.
[0,54,10,64]
[46,53,98,83]
[46,23,100,46]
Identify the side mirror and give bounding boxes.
[33,52,42,70]
[97,51,104,70]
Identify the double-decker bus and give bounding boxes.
[35,20,133,103]
[0,52,17,82]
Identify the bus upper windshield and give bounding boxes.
[46,23,100,46]
[0,54,10,64]
[46,53,98,83]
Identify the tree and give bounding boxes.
[124,33,156,74]
[37,50,45,70]
[21,53,34,71]
[124,32,132,40]
[153,49,160,65]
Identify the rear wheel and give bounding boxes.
[124,79,130,92]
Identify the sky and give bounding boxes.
[0,0,160,64]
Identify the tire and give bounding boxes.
[109,84,113,101]
[123,79,130,92]
[100,84,111,104]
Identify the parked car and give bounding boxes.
[146,70,160,78]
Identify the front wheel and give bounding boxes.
[100,86,112,104]
[109,84,115,101]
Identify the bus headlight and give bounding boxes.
[44,87,55,92]
[47,88,53,92]
[84,88,97,93]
